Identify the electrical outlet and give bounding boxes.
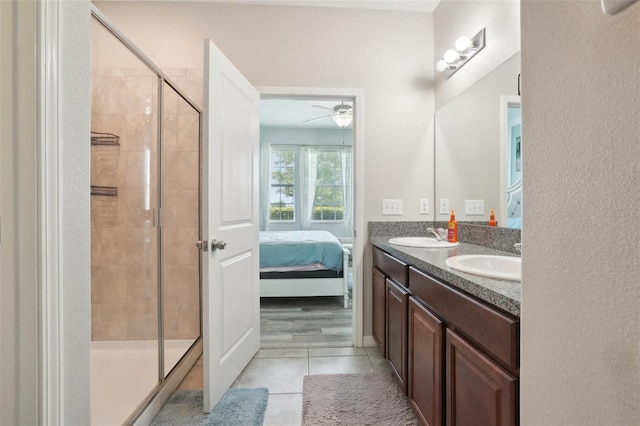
[419,198,430,215]
[382,199,403,215]
[439,198,449,215]
[464,199,485,215]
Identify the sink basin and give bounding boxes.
[445,255,521,281]
[388,237,459,248]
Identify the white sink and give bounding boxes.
[388,237,459,248]
[445,255,521,281]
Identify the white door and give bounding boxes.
[202,39,260,412]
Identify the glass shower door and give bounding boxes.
[161,81,201,377]
[90,17,161,425]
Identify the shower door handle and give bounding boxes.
[196,240,208,252]
[211,239,227,251]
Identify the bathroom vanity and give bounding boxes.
[371,237,521,426]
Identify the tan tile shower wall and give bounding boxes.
[91,67,202,342]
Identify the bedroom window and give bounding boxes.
[264,144,352,229]
[269,149,296,221]
[312,150,346,222]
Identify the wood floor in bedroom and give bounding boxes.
[260,296,353,348]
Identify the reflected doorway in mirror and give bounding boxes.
[500,95,522,229]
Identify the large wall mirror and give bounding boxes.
[435,52,521,228]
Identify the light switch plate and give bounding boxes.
[465,199,485,216]
[382,199,403,215]
[419,199,430,215]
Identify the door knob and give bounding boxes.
[211,239,227,251]
[196,240,208,252]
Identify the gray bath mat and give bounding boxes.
[151,387,268,426]
[302,371,419,425]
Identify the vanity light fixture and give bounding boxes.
[436,28,486,77]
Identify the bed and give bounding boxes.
[259,230,350,308]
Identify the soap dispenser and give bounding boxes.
[489,209,497,227]
[447,210,458,243]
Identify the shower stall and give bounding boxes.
[90,8,202,425]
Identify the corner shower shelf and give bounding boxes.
[91,131,120,146]
[91,186,118,197]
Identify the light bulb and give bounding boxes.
[455,36,472,52]
[443,49,460,64]
[435,60,449,73]
[333,113,353,128]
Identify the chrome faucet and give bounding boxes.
[427,227,447,241]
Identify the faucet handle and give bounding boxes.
[514,243,522,253]
[427,227,445,241]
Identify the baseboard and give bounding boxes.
[362,335,377,348]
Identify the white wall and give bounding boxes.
[434,0,520,108]
[521,1,640,424]
[61,1,92,422]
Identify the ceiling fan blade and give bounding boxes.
[311,105,334,111]
[303,114,331,123]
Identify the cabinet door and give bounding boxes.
[446,329,517,426]
[372,267,386,356]
[409,298,444,426]
[386,279,408,394]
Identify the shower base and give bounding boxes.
[91,339,194,426]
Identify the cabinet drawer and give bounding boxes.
[373,247,408,288]
[409,267,519,375]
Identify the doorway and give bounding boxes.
[258,89,365,349]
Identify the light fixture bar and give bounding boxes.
[436,28,486,78]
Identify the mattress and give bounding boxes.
[259,230,344,271]
[259,269,344,280]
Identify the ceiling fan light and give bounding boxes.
[333,113,353,128]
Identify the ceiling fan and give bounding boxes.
[303,103,353,128]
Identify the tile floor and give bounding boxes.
[177,346,391,425]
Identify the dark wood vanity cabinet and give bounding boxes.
[371,246,519,426]
[409,266,519,426]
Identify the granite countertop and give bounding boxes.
[370,236,521,317]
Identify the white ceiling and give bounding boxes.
[202,0,440,13]
[261,98,354,129]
